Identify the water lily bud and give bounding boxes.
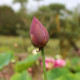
[30,17,49,48]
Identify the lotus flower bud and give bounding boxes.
[30,17,49,48]
[54,59,66,68]
[41,58,55,70]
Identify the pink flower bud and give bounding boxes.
[30,17,49,48]
[54,59,66,68]
[41,58,55,70]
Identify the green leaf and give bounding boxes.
[55,73,80,80]
[47,68,80,80]
[0,53,13,70]
[75,72,80,80]
[71,57,80,71]
[15,54,40,72]
[71,57,80,64]
[11,71,32,80]
[47,68,70,80]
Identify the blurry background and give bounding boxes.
[0,0,80,80]
[0,0,80,57]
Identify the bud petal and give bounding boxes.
[30,17,49,47]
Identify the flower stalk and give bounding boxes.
[41,48,47,80]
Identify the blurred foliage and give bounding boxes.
[70,57,80,72]
[47,68,80,80]
[13,0,28,15]
[13,0,28,3]
[0,36,60,56]
[0,3,80,39]
[0,52,80,80]
[0,6,25,35]
[11,71,32,80]
[15,53,40,72]
[0,53,13,70]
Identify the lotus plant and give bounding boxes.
[30,17,49,80]
[41,58,55,70]
[41,58,66,70]
[54,59,66,68]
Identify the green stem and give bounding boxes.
[41,48,47,80]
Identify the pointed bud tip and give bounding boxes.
[33,16,36,19]
[33,16,39,23]
[33,16,37,20]
[32,16,42,27]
